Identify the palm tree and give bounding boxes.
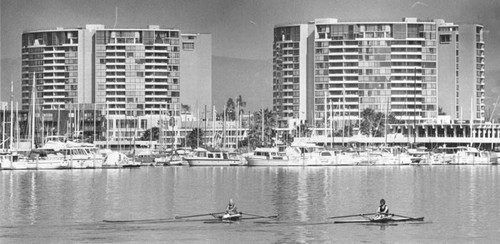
[181,104,191,114]
[140,127,160,141]
[235,95,247,117]
[360,108,399,137]
[225,98,236,121]
[247,108,277,148]
[186,128,204,148]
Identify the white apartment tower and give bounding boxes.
[273,23,314,128]
[273,17,485,134]
[21,25,212,141]
[437,21,485,121]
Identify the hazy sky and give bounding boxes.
[2,0,500,112]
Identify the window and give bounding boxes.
[439,34,451,44]
[182,43,194,50]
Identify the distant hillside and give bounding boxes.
[212,56,272,113]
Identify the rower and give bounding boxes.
[225,199,238,215]
[375,199,391,219]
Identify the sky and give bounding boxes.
[2,0,500,113]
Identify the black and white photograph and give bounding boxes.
[1,0,500,243]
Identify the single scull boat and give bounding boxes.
[334,216,424,224]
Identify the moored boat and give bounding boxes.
[103,151,140,168]
[432,146,491,165]
[369,146,412,165]
[127,148,165,166]
[0,152,28,170]
[154,148,189,166]
[41,141,104,169]
[246,144,337,166]
[245,147,292,166]
[185,148,242,166]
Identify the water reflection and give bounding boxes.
[1,166,500,242]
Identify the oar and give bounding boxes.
[240,212,279,219]
[175,212,224,219]
[391,213,422,220]
[103,218,173,223]
[328,213,377,219]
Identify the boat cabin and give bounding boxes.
[252,148,287,160]
[194,149,230,159]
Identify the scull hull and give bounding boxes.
[334,217,424,224]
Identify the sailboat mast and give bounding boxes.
[106,102,109,149]
[57,104,60,136]
[324,91,327,143]
[10,80,14,150]
[261,107,264,144]
[16,102,20,150]
[31,73,36,149]
[2,103,5,150]
[235,101,239,150]
[342,85,345,146]
[212,105,215,147]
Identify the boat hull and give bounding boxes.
[186,158,241,166]
[334,217,424,224]
[246,155,340,166]
[246,157,301,166]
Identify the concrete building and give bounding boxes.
[21,25,212,142]
[180,33,212,111]
[21,27,92,110]
[272,23,314,129]
[272,18,485,136]
[436,21,485,121]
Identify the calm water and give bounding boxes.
[1,165,499,243]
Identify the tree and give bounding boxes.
[181,104,191,114]
[278,130,294,145]
[186,128,204,148]
[225,98,236,121]
[140,127,160,141]
[247,108,277,148]
[295,120,311,137]
[438,107,446,115]
[359,108,399,137]
[235,95,247,117]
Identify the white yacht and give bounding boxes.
[185,148,242,166]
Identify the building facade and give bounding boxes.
[436,21,485,121]
[273,18,485,135]
[21,27,92,111]
[180,33,213,111]
[21,25,212,142]
[273,23,314,128]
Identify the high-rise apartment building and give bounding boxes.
[21,25,211,140]
[180,33,212,111]
[273,18,485,133]
[273,23,313,127]
[21,27,93,111]
[94,25,182,118]
[436,21,485,121]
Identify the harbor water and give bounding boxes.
[1,165,499,243]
